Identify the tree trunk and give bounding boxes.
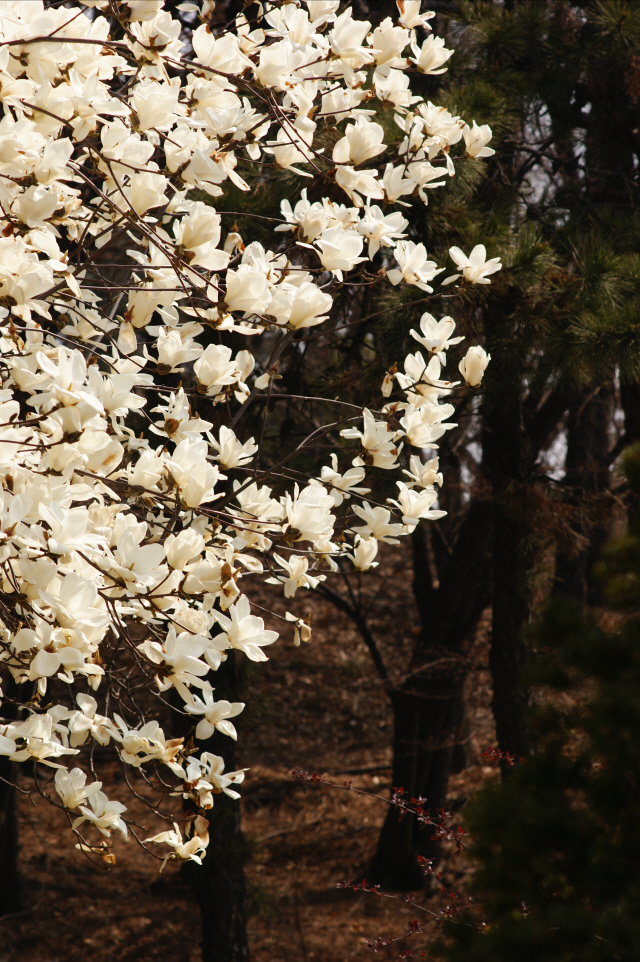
[621,381,640,447]
[0,758,21,915]
[555,386,615,605]
[183,653,249,962]
[369,500,494,889]
[0,676,22,915]
[489,479,535,769]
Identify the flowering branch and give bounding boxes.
[0,0,500,868]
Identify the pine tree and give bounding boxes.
[434,442,640,961]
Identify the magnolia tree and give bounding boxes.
[0,0,499,870]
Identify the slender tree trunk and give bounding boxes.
[620,381,640,516]
[0,757,21,915]
[368,677,465,889]
[369,501,494,889]
[489,477,534,767]
[621,381,640,447]
[183,653,249,962]
[555,385,615,605]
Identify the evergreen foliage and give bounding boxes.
[436,443,640,961]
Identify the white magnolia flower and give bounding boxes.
[348,535,379,571]
[284,612,313,647]
[403,455,443,490]
[212,595,278,662]
[357,206,408,257]
[399,401,456,447]
[139,628,211,700]
[266,553,325,598]
[210,426,258,469]
[315,227,367,280]
[194,344,240,396]
[351,503,405,544]
[167,439,224,508]
[333,119,386,166]
[72,790,128,838]
[320,454,370,506]
[225,266,272,314]
[55,767,102,810]
[388,481,447,526]
[448,244,502,285]
[341,409,402,470]
[282,481,336,545]
[335,165,385,206]
[145,819,209,865]
[165,528,206,570]
[276,190,329,242]
[397,1,436,31]
[184,689,245,741]
[125,172,169,217]
[387,241,444,292]
[270,282,333,330]
[463,121,495,159]
[459,345,491,386]
[411,36,454,75]
[410,312,464,361]
[329,9,374,73]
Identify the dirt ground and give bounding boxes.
[0,542,499,962]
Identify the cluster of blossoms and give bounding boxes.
[0,0,498,867]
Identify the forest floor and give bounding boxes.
[0,543,498,962]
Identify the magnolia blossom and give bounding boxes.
[448,244,502,285]
[348,536,379,571]
[146,817,209,866]
[194,344,240,396]
[0,0,498,869]
[284,611,312,647]
[410,313,464,361]
[459,345,491,386]
[165,529,206,570]
[387,241,444,292]
[315,227,367,280]
[72,791,128,839]
[320,454,370,506]
[184,689,245,741]
[403,455,443,489]
[212,595,278,662]
[55,768,102,810]
[463,121,495,159]
[388,481,447,526]
[266,553,325,598]
[211,426,258,469]
[341,409,402,470]
[333,119,386,166]
[411,36,454,74]
[351,503,405,544]
[357,206,408,257]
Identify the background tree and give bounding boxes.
[434,442,640,962]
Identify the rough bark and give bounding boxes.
[368,500,494,889]
[182,653,249,962]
